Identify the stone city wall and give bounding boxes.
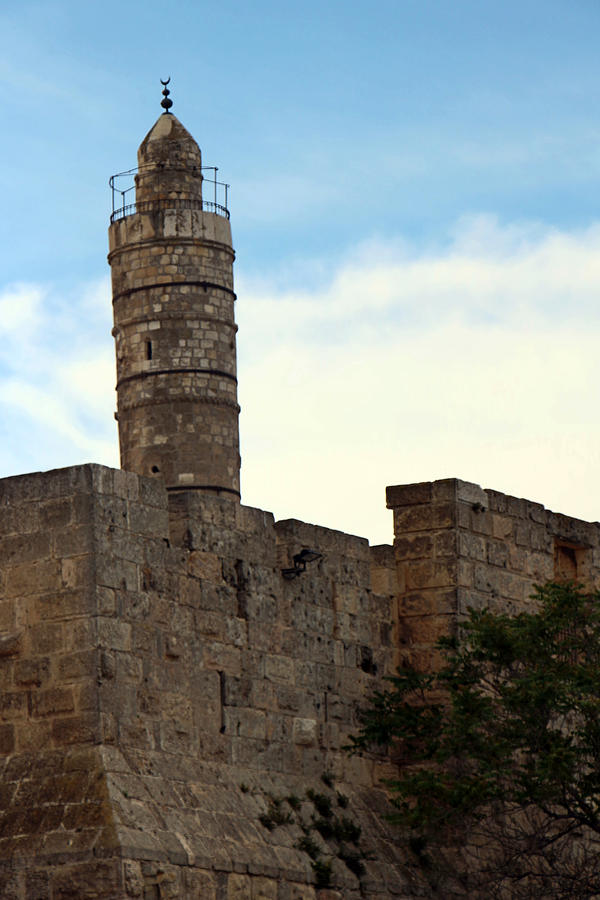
[3,468,595,896]
[388,477,600,669]
[0,465,413,898]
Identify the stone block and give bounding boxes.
[96,586,117,616]
[112,468,141,502]
[226,616,248,648]
[486,489,509,513]
[265,654,295,684]
[123,859,144,897]
[456,480,487,506]
[530,526,552,553]
[508,544,528,572]
[58,650,98,681]
[492,513,514,540]
[286,885,316,900]
[31,687,75,718]
[487,540,509,568]
[129,502,169,537]
[97,618,132,652]
[5,559,62,598]
[27,622,62,655]
[434,529,457,558]
[469,509,492,535]
[394,503,456,534]
[386,482,433,508]
[224,708,267,740]
[96,553,138,592]
[31,589,94,622]
[0,631,21,657]
[404,560,457,590]
[0,531,52,564]
[221,672,251,707]
[457,587,490,614]
[400,615,453,646]
[292,717,317,746]
[164,635,183,658]
[527,501,547,524]
[392,534,433,560]
[227,873,252,899]
[52,525,92,558]
[250,679,276,711]
[458,532,486,561]
[369,563,397,594]
[0,691,27,720]
[61,556,92,591]
[24,871,50,899]
[118,717,155,750]
[50,859,122,897]
[0,502,41,537]
[51,713,99,745]
[473,564,494,594]
[252,877,279,899]
[188,550,223,582]
[431,478,461,501]
[65,617,96,651]
[39,498,75,529]
[398,589,456,617]
[0,724,14,755]
[15,720,51,752]
[527,551,553,582]
[203,642,241,674]
[504,574,527,603]
[515,522,531,547]
[15,657,50,687]
[183,868,218,899]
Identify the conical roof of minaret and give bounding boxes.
[137,113,202,169]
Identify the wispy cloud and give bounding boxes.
[0,278,117,476]
[237,216,600,543]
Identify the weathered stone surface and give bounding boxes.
[0,461,412,897]
[390,477,600,663]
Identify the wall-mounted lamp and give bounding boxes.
[282,548,323,580]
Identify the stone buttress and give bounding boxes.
[108,110,240,500]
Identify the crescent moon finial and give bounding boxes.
[160,77,173,113]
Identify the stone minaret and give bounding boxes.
[108,86,240,500]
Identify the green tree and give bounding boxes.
[349,583,600,898]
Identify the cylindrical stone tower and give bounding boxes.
[108,102,240,500]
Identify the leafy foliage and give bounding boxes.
[306,788,333,818]
[258,795,292,830]
[348,582,600,897]
[311,857,333,888]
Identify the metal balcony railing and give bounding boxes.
[110,197,229,224]
[109,165,230,223]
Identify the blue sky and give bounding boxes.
[2,0,600,543]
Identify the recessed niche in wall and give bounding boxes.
[553,539,590,584]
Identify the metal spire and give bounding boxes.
[160,78,173,114]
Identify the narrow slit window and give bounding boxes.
[146,339,153,361]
